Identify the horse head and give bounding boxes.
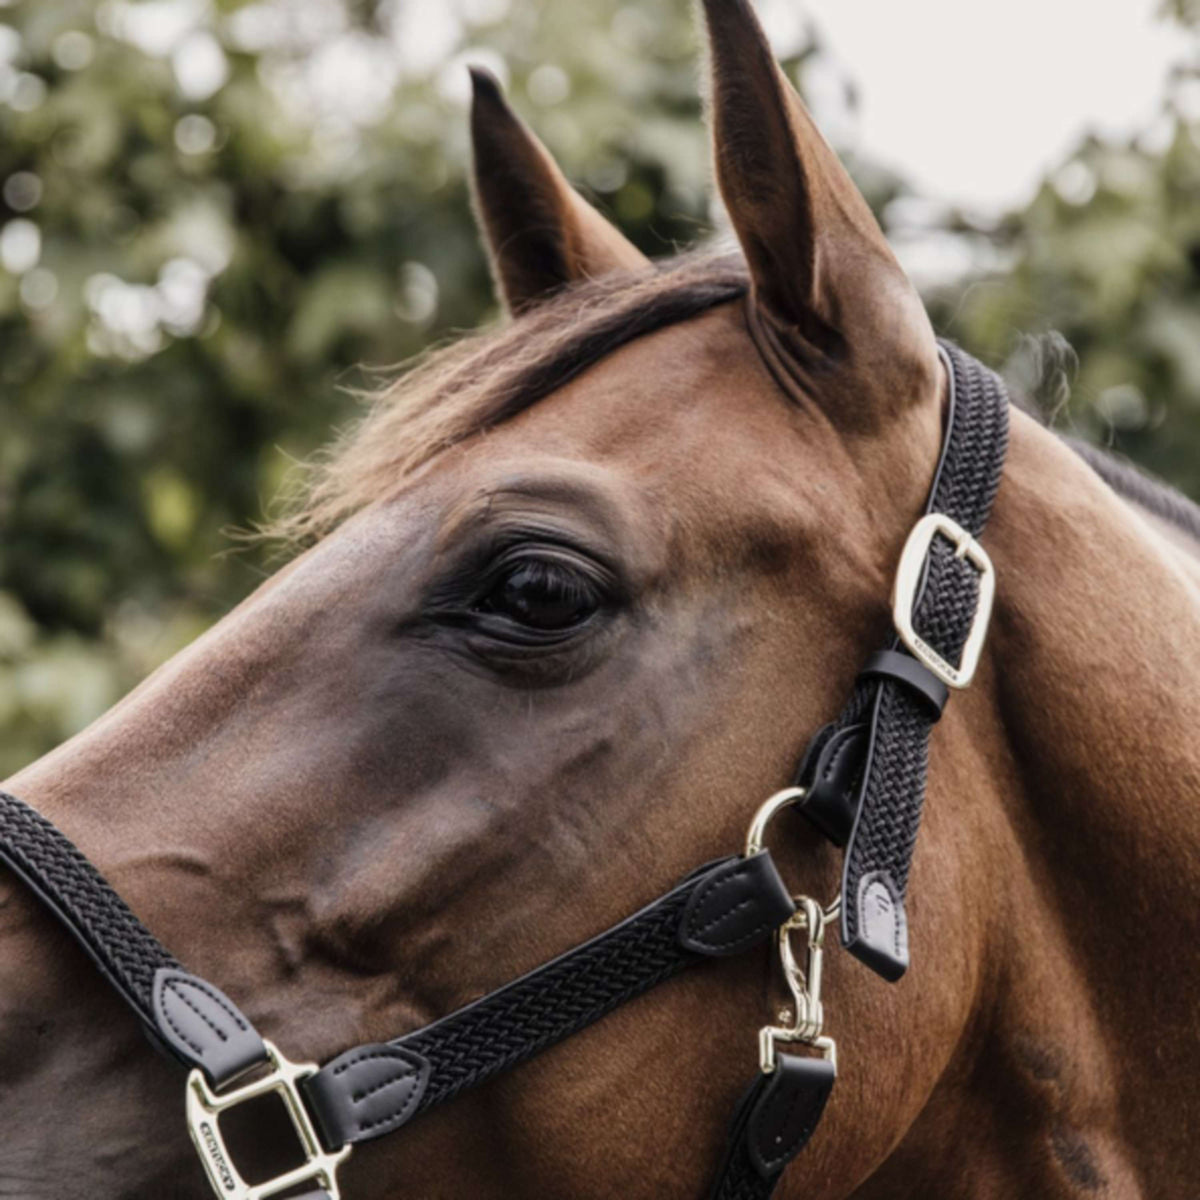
[3,2,1199,1198]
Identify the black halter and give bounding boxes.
[0,340,1008,1200]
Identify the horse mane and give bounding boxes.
[1064,438,1200,544]
[269,251,748,543]
[269,250,1200,549]
[1004,336,1200,544]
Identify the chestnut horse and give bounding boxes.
[3,1,1199,1197]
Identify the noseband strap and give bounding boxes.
[0,340,1009,1200]
[301,852,794,1148]
[0,788,796,1197]
[0,791,268,1088]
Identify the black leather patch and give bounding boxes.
[152,968,268,1087]
[678,851,794,957]
[747,1054,836,1178]
[302,1043,430,1150]
[844,870,909,982]
[796,723,868,846]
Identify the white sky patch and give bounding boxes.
[796,0,1193,214]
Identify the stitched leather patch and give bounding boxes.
[152,967,268,1087]
[302,1042,430,1150]
[748,1055,836,1178]
[677,852,794,957]
[845,871,909,982]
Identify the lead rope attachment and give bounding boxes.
[706,789,840,1200]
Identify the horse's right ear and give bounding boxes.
[468,67,649,314]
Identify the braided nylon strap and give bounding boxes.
[705,1056,834,1200]
[0,790,179,1025]
[838,341,1009,978]
[710,1134,792,1200]
[398,880,697,1115]
[301,852,794,1149]
[712,1157,770,1200]
[707,1079,795,1200]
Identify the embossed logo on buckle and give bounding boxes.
[892,512,996,690]
[185,1040,351,1200]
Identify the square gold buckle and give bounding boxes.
[185,1040,351,1200]
[892,513,995,690]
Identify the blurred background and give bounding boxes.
[1,0,1198,776]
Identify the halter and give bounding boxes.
[0,340,1008,1200]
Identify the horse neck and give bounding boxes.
[990,409,1200,924]
[943,406,1200,1191]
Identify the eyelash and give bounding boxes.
[425,537,620,625]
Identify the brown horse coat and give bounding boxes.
[2,1,1198,1196]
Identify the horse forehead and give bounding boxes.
[492,302,798,464]
[430,462,641,541]
[430,304,831,533]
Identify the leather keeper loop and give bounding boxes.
[792,723,867,847]
[857,649,949,718]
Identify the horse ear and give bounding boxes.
[700,0,932,404]
[468,67,649,314]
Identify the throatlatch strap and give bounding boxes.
[826,341,1008,980]
[0,790,268,1086]
[302,852,795,1149]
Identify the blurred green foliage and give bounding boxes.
[0,0,1197,775]
[926,52,1200,496]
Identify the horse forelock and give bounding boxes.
[267,250,749,546]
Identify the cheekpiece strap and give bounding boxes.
[795,340,1009,980]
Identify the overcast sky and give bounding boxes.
[774,0,1193,213]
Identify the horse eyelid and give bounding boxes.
[420,537,625,618]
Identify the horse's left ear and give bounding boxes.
[700,0,937,419]
[468,67,649,314]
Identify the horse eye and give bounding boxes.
[479,558,601,632]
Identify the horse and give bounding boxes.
[3,0,1198,1196]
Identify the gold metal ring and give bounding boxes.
[744,788,841,924]
[744,786,807,857]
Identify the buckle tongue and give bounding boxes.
[892,512,995,690]
[186,1039,351,1200]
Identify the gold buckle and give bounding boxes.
[186,1040,351,1200]
[892,512,995,690]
